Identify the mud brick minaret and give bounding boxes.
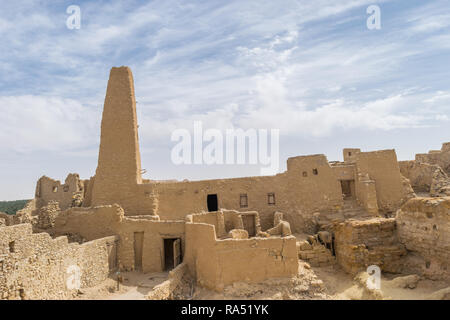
[91,66,143,210]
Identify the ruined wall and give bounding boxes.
[53,205,124,241]
[334,218,406,274]
[49,204,184,274]
[0,199,36,226]
[146,263,189,300]
[396,197,450,280]
[297,240,335,267]
[35,174,84,211]
[184,222,298,291]
[0,224,117,300]
[355,150,410,214]
[398,161,439,193]
[415,142,450,175]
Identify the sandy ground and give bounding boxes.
[75,271,169,300]
[312,264,449,300]
[74,263,449,300]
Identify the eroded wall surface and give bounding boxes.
[396,197,450,280]
[35,174,84,210]
[0,224,118,300]
[398,161,439,193]
[334,218,406,274]
[355,150,410,214]
[415,142,450,175]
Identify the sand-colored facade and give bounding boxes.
[2,66,449,299]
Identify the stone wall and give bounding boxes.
[146,263,189,300]
[415,142,450,175]
[0,224,118,300]
[396,197,450,280]
[333,218,406,274]
[398,160,440,193]
[297,240,335,267]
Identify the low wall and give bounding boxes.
[53,204,124,241]
[146,263,189,300]
[185,222,298,291]
[0,224,118,300]
[396,197,450,280]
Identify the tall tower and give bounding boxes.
[91,66,143,211]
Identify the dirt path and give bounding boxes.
[76,271,169,300]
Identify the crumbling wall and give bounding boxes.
[184,222,298,291]
[0,224,118,300]
[396,197,450,280]
[429,168,450,197]
[0,199,36,226]
[146,263,189,300]
[334,218,406,274]
[35,174,84,211]
[399,160,439,193]
[297,240,335,267]
[415,142,450,175]
[53,205,124,241]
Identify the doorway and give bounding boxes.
[163,238,182,271]
[207,194,218,212]
[340,180,355,199]
[134,232,144,270]
[242,214,256,237]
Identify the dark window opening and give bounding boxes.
[19,289,25,300]
[340,180,355,199]
[302,171,308,177]
[240,194,248,208]
[63,185,69,192]
[312,169,318,175]
[9,241,15,253]
[268,193,275,205]
[164,238,182,271]
[348,152,352,156]
[52,186,58,193]
[207,194,218,212]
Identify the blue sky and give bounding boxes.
[0,0,449,200]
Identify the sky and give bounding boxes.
[0,0,449,200]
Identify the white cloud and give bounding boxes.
[0,95,99,153]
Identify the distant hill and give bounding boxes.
[0,199,31,215]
